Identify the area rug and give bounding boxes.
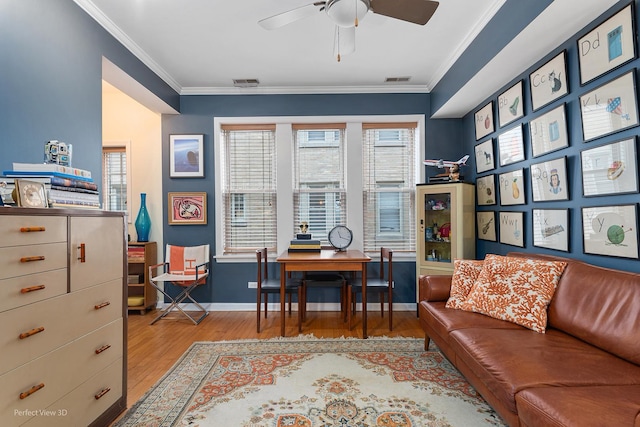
[115,336,505,427]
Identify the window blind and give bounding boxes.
[102,147,127,212]
[293,126,346,243]
[362,123,417,252]
[221,125,277,253]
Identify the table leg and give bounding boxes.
[280,263,286,337]
[362,262,367,338]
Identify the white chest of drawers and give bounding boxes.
[0,208,127,427]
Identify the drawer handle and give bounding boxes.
[95,387,111,400]
[95,344,111,354]
[21,285,46,294]
[78,243,86,263]
[19,326,45,339]
[94,301,110,310]
[20,256,45,263]
[20,383,45,400]
[20,226,46,232]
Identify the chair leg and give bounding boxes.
[288,292,292,315]
[264,293,268,318]
[297,286,302,333]
[380,290,385,317]
[256,292,261,333]
[347,284,353,331]
[388,287,393,331]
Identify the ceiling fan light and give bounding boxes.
[326,0,369,27]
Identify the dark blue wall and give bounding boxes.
[163,93,463,304]
[0,0,179,187]
[462,0,640,273]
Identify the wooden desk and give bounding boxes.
[277,249,372,337]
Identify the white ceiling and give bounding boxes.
[76,0,619,118]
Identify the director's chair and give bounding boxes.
[149,244,210,325]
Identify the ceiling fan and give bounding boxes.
[259,0,439,61]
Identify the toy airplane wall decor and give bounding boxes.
[423,155,469,169]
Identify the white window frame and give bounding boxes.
[102,140,132,222]
[214,115,425,262]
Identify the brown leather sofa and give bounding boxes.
[418,252,640,427]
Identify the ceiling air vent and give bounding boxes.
[233,79,260,88]
[384,76,411,83]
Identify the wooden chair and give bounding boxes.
[149,244,210,325]
[256,248,304,333]
[302,272,347,322]
[347,247,394,330]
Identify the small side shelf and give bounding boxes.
[127,241,157,314]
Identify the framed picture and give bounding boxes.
[477,211,496,241]
[498,124,525,167]
[530,104,569,157]
[530,156,569,202]
[578,4,636,85]
[499,169,525,206]
[476,174,496,206]
[168,192,207,225]
[498,80,524,127]
[580,71,639,142]
[499,211,524,247]
[530,51,569,111]
[581,137,638,197]
[532,208,569,252]
[582,204,638,259]
[170,134,204,178]
[474,139,495,173]
[475,101,494,140]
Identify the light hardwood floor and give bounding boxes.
[122,308,424,409]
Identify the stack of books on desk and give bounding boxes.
[3,162,100,209]
[288,238,321,252]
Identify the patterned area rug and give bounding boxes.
[115,336,505,426]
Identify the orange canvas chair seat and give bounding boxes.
[149,244,210,325]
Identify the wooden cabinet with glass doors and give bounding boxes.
[416,182,475,285]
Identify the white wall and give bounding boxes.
[102,81,163,262]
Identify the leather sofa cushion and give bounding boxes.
[449,328,640,414]
[508,252,640,365]
[421,301,521,345]
[516,385,640,427]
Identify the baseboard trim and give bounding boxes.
[155,302,417,312]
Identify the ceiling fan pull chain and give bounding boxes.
[354,0,359,27]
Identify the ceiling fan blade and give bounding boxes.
[258,3,323,30]
[370,0,439,25]
[333,25,355,61]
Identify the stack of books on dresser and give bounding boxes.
[3,162,100,209]
[288,234,321,252]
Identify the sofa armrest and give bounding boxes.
[418,275,452,302]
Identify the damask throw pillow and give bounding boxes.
[460,254,567,333]
[445,259,484,309]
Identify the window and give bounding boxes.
[102,146,127,212]
[214,116,424,261]
[362,123,417,252]
[220,125,277,253]
[293,124,346,243]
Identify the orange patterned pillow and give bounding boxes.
[446,259,484,309]
[460,254,567,333]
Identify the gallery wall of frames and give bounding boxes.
[466,2,640,270]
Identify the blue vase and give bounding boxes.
[135,193,151,242]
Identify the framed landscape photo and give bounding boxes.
[530,104,569,157]
[578,4,636,86]
[529,51,569,111]
[170,134,204,178]
[168,192,207,225]
[582,204,638,259]
[580,71,639,142]
[499,211,524,247]
[580,137,638,197]
[530,156,569,202]
[498,80,524,127]
[476,174,496,206]
[475,101,495,140]
[474,139,495,173]
[477,211,497,241]
[532,208,569,252]
[499,169,525,206]
[498,125,525,167]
